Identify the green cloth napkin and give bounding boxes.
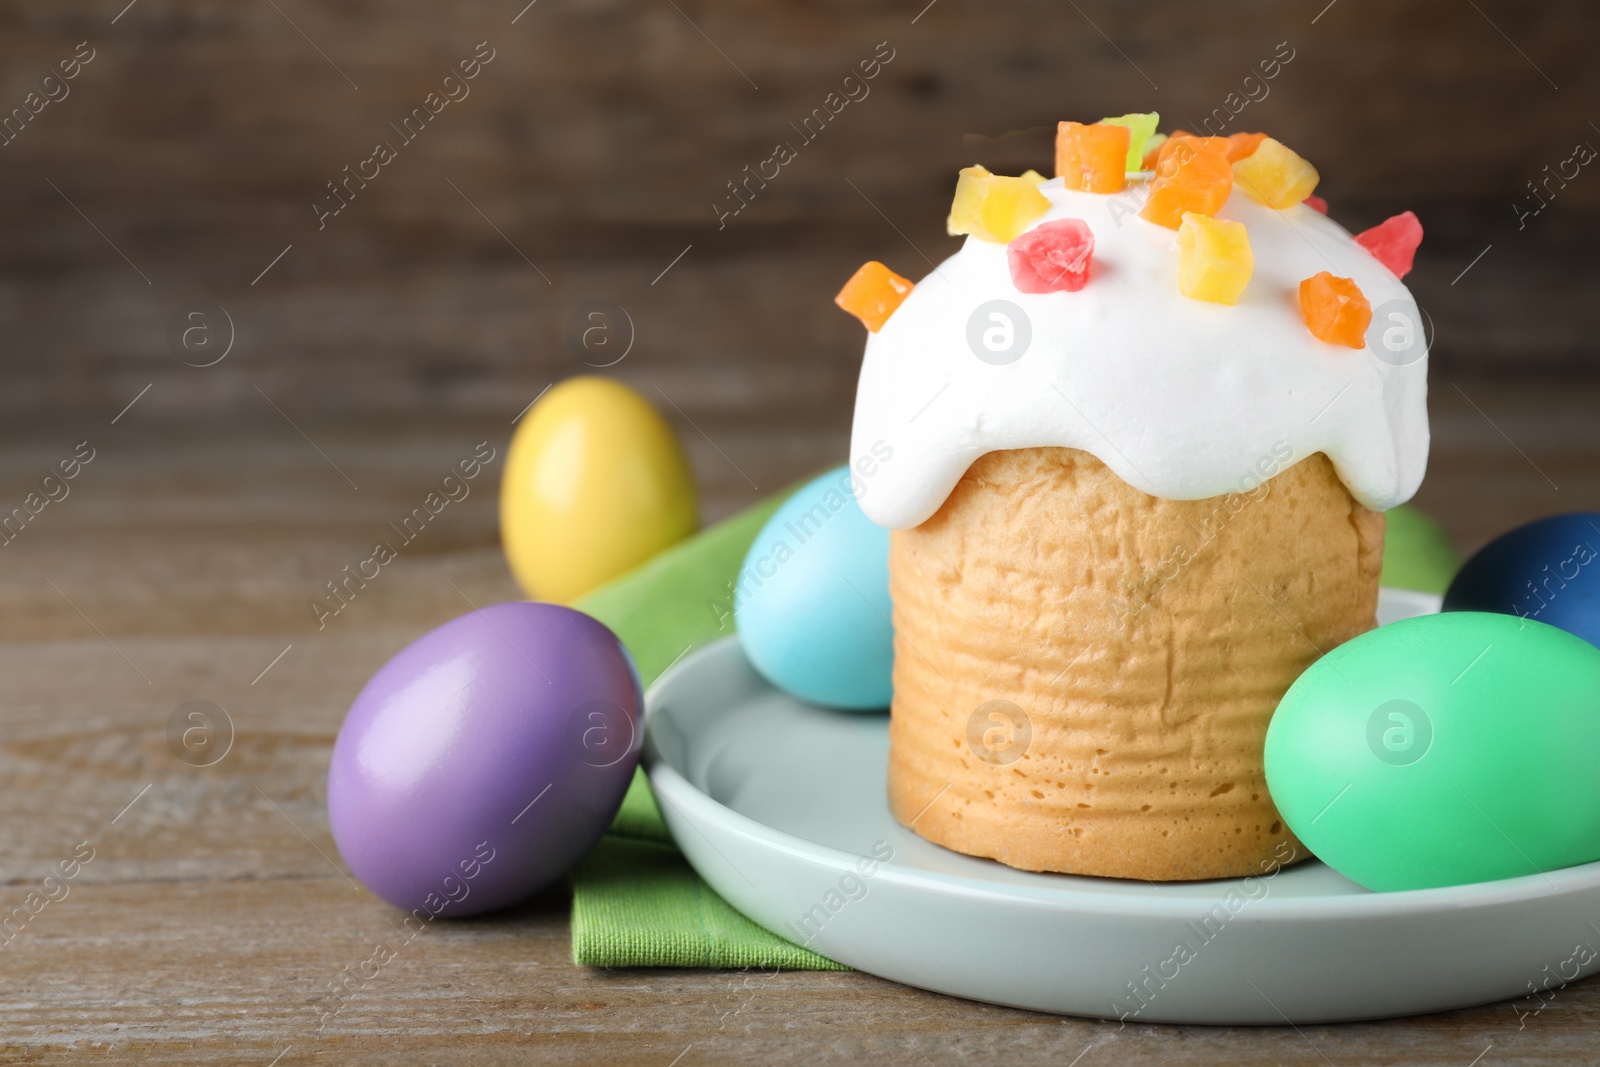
[1379,503,1461,594]
[570,488,849,970]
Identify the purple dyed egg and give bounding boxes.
[328,602,641,916]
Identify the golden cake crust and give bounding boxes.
[886,446,1384,880]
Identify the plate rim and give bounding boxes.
[645,626,1600,923]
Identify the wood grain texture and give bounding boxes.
[0,0,1597,430]
[0,383,1597,1063]
[3,0,1600,1060]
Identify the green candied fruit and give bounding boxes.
[1099,112,1160,172]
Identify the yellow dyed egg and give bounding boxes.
[501,377,697,602]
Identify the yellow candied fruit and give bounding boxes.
[1020,169,1047,184]
[947,165,1050,243]
[1232,137,1319,209]
[947,164,992,235]
[1176,213,1253,305]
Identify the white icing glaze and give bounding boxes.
[849,176,1430,530]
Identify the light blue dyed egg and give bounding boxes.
[735,466,892,710]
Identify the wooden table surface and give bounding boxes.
[3,377,1599,1066]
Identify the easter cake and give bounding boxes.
[836,118,1429,880]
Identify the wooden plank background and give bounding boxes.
[0,0,1596,426]
[3,0,1600,1062]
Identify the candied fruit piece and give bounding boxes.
[947,165,1051,243]
[1020,169,1047,184]
[978,177,1052,241]
[1139,133,1168,170]
[1008,218,1095,294]
[1226,132,1268,161]
[947,164,992,235]
[1355,210,1423,278]
[1099,112,1160,172]
[1154,132,1227,170]
[1176,213,1253,305]
[1299,272,1371,348]
[1139,140,1233,229]
[1056,121,1129,194]
[835,261,913,333]
[1232,137,1319,209]
[1304,194,1328,215]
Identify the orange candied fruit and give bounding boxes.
[1226,132,1268,161]
[1139,134,1169,171]
[1139,140,1233,229]
[1056,121,1130,194]
[1144,129,1190,168]
[835,261,914,333]
[1298,272,1371,348]
[1153,132,1228,170]
[1155,131,1263,166]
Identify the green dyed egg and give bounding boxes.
[1380,504,1460,594]
[1265,611,1600,891]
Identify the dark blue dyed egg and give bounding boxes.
[1442,513,1600,648]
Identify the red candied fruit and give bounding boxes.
[1355,210,1423,278]
[1304,194,1328,215]
[1008,218,1095,293]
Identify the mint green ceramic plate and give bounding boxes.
[644,589,1600,1023]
